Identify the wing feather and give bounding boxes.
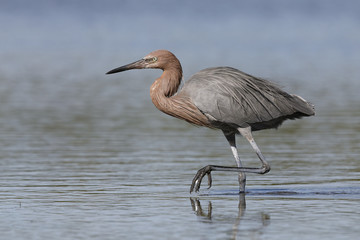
[181,67,314,130]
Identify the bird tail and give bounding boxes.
[291,94,315,116]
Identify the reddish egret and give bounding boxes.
[106,50,315,193]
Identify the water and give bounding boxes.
[1,1,360,239]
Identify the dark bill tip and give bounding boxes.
[106,67,125,75]
[106,59,145,75]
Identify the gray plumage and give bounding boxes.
[182,67,315,131]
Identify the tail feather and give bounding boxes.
[291,94,315,116]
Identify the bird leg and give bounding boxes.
[224,132,246,193]
[238,126,271,174]
[190,127,271,193]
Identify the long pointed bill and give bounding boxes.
[106,59,146,74]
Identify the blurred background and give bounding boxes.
[1,1,359,239]
[1,0,359,115]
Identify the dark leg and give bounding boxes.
[190,127,270,193]
[223,132,246,193]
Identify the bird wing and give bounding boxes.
[181,67,314,128]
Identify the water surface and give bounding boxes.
[1,1,359,239]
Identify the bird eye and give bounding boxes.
[145,57,157,63]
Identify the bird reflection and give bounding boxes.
[190,194,270,239]
[190,198,213,221]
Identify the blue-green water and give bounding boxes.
[1,1,359,239]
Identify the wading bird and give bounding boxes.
[106,50,315,193]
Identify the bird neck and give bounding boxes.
[150,67,212,128]
[150,66,187,116]
[150,67,182,108]
[154,67,183,96]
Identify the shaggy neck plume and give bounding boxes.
[149,62,211,127]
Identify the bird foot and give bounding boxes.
[190,165,213,193]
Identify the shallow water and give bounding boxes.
[1,1,360,239]
[1,104,359,240]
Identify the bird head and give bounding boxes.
[106,49,181,74]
